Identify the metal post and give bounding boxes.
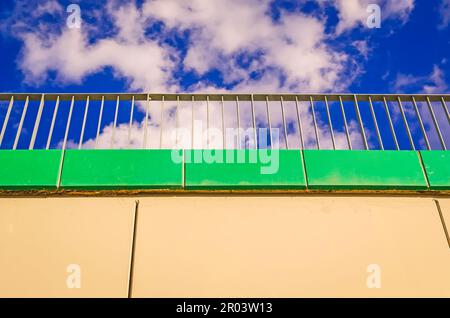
[236,95,241,149]
[411,97,430,150]
[62,96,75,150]
[339,96,352,150]
[397,96,415,150]
[29,94,45,150]
[111,95,120,148]
[159,95,164,148]
[383,96,399,150]
[78,95,90,149]
[206,95,209,149]
[294,96,304,150]
[353,95,368,150]
[265,96,273,149]
[280,96,289,149]
[175,95,180,148]
[440,96,450,125]
[368,96,383,150]
[324,96,335,150]
[143,94,150,149]
[95,96,105,149]
[0,96,14,148]
[426,96,446,150]
[221,95,225,149]
[251,94,257,149]
[309,96,320,149]
[46,96,59,150]
[191,95,194,149]
[128,96,135,146]
[13,96,29,150]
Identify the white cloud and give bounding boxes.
[438,0,450,29]
[394,65,448,93]
[334,0,415,34]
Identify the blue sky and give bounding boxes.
[0,0,448,150]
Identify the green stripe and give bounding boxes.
[60,149,183,189]
[184,149,306,189]
[304,150,428,190]
[0,150,61,189]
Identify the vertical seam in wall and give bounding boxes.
[434,199,450,250]
[56,149,66,189]
[127,200,139,298]
[300,149,309,190]
[182,149,186,189]
[417,151,430,189]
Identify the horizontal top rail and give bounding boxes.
[0,93,449,102]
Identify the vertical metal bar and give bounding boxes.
[78,95,90,149]
[95,96,105,149]
[111,95,120,149]
[128,96,135,146]
[175,95,180,148]
[46,96,59,150]
[206,95,209,149]
[412,97,430,150]
[29,94,45,150]
[265,96,273,148]
[368,96,383,150]
[440,96,450,125]
[294,96,304,150]
[62,96,75,150]
[397,96,415,150]
[353,95,368,150]
[309,96,320,149]
[426,96,446,150]
[383,96,399,150]
[339,96,352,150]
[0,96,14,147]
[280,96,289,149]
[251,94,257,149]
[236,95,241,149]
[324,96,335,150]
[13,96,29,150]
[143,94,150,149]
[191,95,194,149]
[159,95,164,148]
[221,95,225,149]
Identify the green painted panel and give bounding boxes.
[0,150,61,189]
[185,149,306,189]
[420,151,450,190]
[60,150,182,189]
[304,150,428,190]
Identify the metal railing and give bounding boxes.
[0,93,448,151]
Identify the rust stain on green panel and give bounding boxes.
[0,150,61,189]
[60,150,182,189]
[304,150,428,190]
[185,149,306,189]
[420,151,450,190]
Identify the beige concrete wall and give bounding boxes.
[1,195,449,297]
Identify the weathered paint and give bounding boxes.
[304,150,428,190]
[420,151,450,190]
[0,150,61,189]
[185,149,306,189]
[60,149,183,189]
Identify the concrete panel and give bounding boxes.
[421,151,450,190]
[0,198,135,297]
[132,196,450,297]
